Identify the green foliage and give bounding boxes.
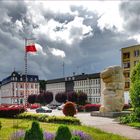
[63,102,77,117]
[55,125,72,140]
[71,136,80,140]
[130,62,140,118]
[119,113,138,124]
[18,112,48,122]
[17,112,81,125]
[47,116,81,125]
[0,121,2,130]
[24,121,43,140]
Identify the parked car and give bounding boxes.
[36,106,52,113]
[47,104,57,109]
[57,103,65,110]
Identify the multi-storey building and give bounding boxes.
[46,73,101,104]
[121,44,140,91]
[0,71,39,105]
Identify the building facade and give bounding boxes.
[121,44,140,91]
[0,71,39,105]
[46,73,101,104]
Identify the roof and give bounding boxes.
[46,73,100,84]
[121,44,140,50]
[1,71,39,86]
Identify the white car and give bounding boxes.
[57,104,65,110]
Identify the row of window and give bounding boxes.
[123,60,139,69]
[74,79,100,87]
[74,88,100,95]
[46,83,65,89]
[11,77,38,82]
[123,50,140,59]
[14,83,38,89]
[88,97,100,104]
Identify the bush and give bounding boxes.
[63,102,77,117]
[84,104,101,112]
[17,112,48,122]
[55,125,72,140]
[17,112,81,125]
[130,62,140,118]
[47,116,81,125]
[0,105,26,118]
[24,121,43,140]
[119,113,138,124]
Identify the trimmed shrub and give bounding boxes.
[84,104,101,112]
[17,112,81,125]
[47,116,81,125]
[55,125,72,140]
[71,136,80,140]
[24,121,43,140]
[17,112,48,122]
[63,102,77,117]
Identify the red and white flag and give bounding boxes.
[25,44,37,53]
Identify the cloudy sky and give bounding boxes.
[0,0,139,80]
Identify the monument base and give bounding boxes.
[91,111,130,118]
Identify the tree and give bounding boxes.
[67,91,77,103]
[44,91,53,104]
[36,93,46,105]
[24,121,43,140]
[55,92,67,103]
[36,91,53,105]
[39,80,47,91]
[27,94,37,104]
[77,91,87,105]
[130,62,140,118]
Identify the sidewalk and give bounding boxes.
[76,113,140,140]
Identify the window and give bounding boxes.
[134,50,139,57]
[123,52,130,59]
[134,60,139,66]
[123,62,130,68]
[124,72,130,78]
[125,82,130,88]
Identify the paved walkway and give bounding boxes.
[76,113,140,140]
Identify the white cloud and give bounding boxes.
[50,48,66,58]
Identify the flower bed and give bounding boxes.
[84,104,101,112]
[9,125,92,140]
[0,105,26,117]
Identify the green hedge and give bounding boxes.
[17,112,81,125]
[18,112,48,122]
[47,116,81,125]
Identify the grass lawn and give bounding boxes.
[0,118,130,140]
[127,122,140,128]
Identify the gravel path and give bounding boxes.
[76,113,140,140]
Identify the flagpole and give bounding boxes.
[25,38,28,106]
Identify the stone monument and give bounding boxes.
[99,66,125,112]
[91,66,127,117]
